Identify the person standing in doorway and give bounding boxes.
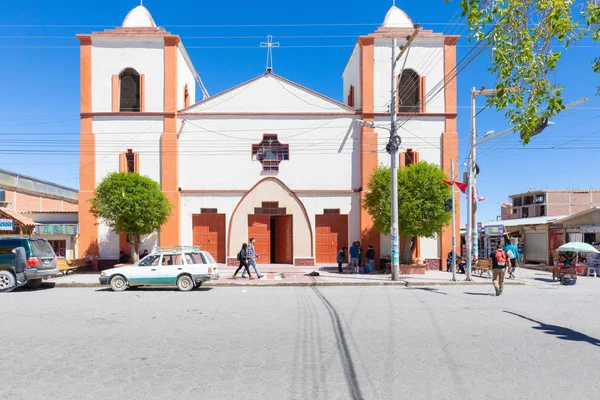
[349,242,360,274]
[365,245,375,273]
[504,239,519,279]
[232,243,253,280]
[337,246,347,273]
[489,245,508,296]
[242,237,264,279]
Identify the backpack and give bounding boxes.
[507,249,515,259]
[236,251,241,261]
[495,250,507,267]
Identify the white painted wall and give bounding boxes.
[375,116,445,167]
[93,116,164,184]
[342,45,362,110]
[91,37,165,113]
[178,116,360,191]
[27,212,78,223]
[177,45,196,110]
[185,74,351,113]
[179,194,243,247]
[98,220,119,259]
[373,38,445,114]
[379,234,439,260]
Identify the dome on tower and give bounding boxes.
[122,5,157,28]
[381,5,414,29]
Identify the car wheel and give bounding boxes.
[110,275,128,292]
[177,275,194,292]
[25,279,43,290]
[0,270,16,293]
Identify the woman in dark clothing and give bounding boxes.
[232,243,254,280]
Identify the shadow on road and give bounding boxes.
[504,311,600,347]
[408,287,447,295]
[13,282,56,292]
[95,287,213,293]
[311,287,365,400]
[533,277,556,283]
[463,292,495,296]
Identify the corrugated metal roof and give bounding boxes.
[555,207,600,225]
[483,215,568,228]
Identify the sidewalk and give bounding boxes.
[45,264,564,288]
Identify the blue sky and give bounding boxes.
[0,0,598,222]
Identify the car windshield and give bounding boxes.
[138,255,160,267]
[31,239,54,255]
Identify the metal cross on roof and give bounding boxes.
[260,35,280,73]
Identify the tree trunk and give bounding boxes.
[128,233,139,263]
[401,236,416,265]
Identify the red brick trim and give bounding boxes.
[294,258,315,267]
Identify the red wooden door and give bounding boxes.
[550,229,565,251]
[248,215,271,264]
[316,215,348,264]
[275,215,293,264]
[192,214,226,263]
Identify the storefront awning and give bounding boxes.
[34,224,78,235]
[0,207,36,234]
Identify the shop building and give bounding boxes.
[0,169,79,259]
[501,189,600,220]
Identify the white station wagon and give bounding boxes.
[99,246,219,292]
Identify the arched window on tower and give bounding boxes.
[397,69,420,113]
[119,68,141,112]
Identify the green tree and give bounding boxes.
[448,0,600,143]
[364,162,452,265]
[90,173,172,263]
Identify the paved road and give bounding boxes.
[1,281,600,400]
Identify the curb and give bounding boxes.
[50,280,526,288]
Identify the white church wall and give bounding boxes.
[342,45,362,110]
[177,45,196,110]
[179,194,243,247]
[373,38,446,114]
[93,117,163,184]
[375,116,445,167]
[421,236,439,259]
[185,74,351,113]
[178,116,360,191]
[91,38,165,113]
[98,220,119,260]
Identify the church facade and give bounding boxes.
[77,5,460,269]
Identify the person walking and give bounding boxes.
[349,242,360,274]
[365,245,375,273]
[242,237,263,279]
[337,246,347,273]
[232,243,253,280]
[504,240,520,279]
[490,244,508,296]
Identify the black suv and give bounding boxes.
[0,237,58,292]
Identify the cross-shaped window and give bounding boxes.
[252,134,289,172]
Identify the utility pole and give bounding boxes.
[451,159,457,282]
[389,28,419,281]
[390,36,400,281]
[465,88,476,281]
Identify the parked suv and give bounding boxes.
[0,237,59,291]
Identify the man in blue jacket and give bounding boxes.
[504,240,520,279]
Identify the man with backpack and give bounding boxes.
[504,240,519,279]
[489,244,508,296]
